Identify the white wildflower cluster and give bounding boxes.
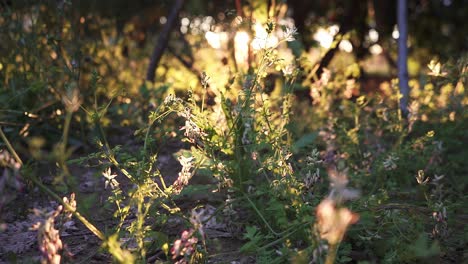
[283,26,298,42]
[172,156,194,194]
[306,149,323,166]
[31,194,75,264]
[314,166,360,251]
[303,149,323,190]
[31,207,63,264]
[163,94,182,108]
[304,168,320,189]
[383,154,399,171]
[241,122,252,145]
[179,108,207,143]
[170,207,213,263]
[278,147,293,176]
[171,229,198,263]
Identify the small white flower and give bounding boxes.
[383,154,399,171]
[190,208,206,238]
[282,64,295,76]
[178,155,194,168]
[284,26,298,42]
[306,149,322,166]
[433,174,445,182]
[415,170,430,185]
[102,168,119,189]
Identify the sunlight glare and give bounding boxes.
[251,22,279,51]
[392,26,399,39]
[339,40,353,53]
[181,17,190,26]
[369,29,379,43]
[205,31,228,49]
[234,31,250,67]
[313,25,339,49]
[369,44,383,55]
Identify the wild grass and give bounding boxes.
[0,3,467,263]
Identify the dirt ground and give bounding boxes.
[0,130,251,263]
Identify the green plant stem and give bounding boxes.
[201,86,206,113]
[0,126,23,166]
[325,243,338,264]
[62,111,73,150]
[244,193,281,236]
[94,118,136,183]
[257,221,311,252]
[0,127,105,240]
[94,111,181,214]
[30,175,106,241]
[58,110,74,179]
[143,108,174,154]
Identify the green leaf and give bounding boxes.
[292,132,317,153]
[240,226,262,253]
[409,233,440,258]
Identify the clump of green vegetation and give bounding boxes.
[0,1,466,263]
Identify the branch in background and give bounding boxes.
[178,31,194,61]
[314,43,341,79]
[397,0,409,115]
[313,0,366,79]
[235,0,243,17]
[167,47,203,84]
[146,0,185,82]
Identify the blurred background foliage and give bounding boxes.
[1,0,466,141]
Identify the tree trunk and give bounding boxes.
[397,0,409,115]
[146,0,185,82]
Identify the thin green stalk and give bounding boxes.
[62,110,73,150]
[57,110,74,180]
[257,221,311,252]
[0,127,105,241]
[30,175,106,241]
[325,243,339,264]
[157,172,168,191]
[0,126,23,166]
[93,117,136,184]
[201,87,206,113]
[143,107,174,154]
[244,193,281,236]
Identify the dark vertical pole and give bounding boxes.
[146,0,185,82]
[397,0,409,114]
